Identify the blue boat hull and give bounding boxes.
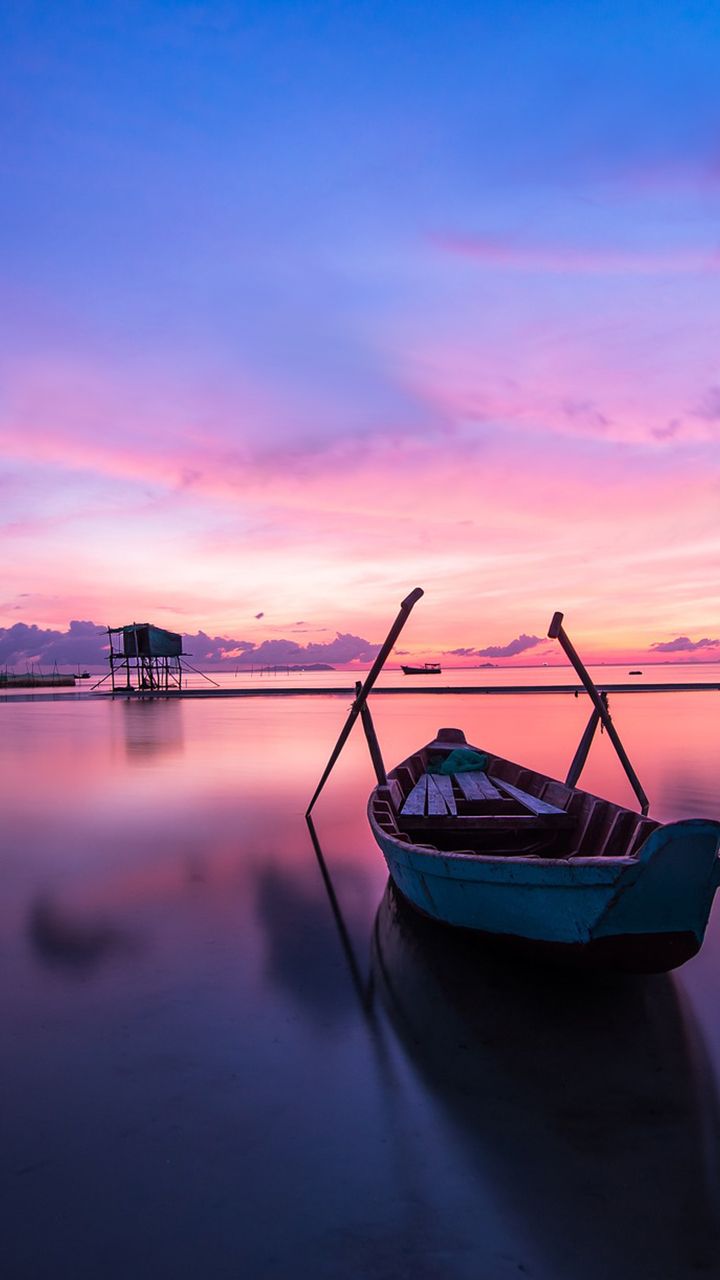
[371,817,720,971]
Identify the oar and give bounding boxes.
[549,611,649,814]
[306,587,423,815]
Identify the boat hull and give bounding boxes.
[370,815,720,973]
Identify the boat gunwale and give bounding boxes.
[371,731,663,869]
[367,800,642,872]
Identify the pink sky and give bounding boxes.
[2,372,718,664]
[2,4,719,664]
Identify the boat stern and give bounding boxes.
[593,819,720,957]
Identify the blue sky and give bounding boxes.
[2,1,720,657]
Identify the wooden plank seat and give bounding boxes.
[491,778,567,816]
[454,771,568,815]
[400,770,571,825]
[401,774,428,815]
[401,772,458,816]
[454,771,502,802]
[428,774,457,815]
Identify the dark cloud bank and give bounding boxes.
[4,622,718,672]
[0,621,381,670]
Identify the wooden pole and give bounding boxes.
[306,587,423,815]
[565,693,607,788]
[355,681,387,788]
[549,612,649,814]
[107,627,115,694]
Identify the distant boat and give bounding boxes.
[629,670,643,675]
[368,726,720,973]
[400,662,441,675]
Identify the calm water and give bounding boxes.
[4,659,720,697]
[2,690,720,1278]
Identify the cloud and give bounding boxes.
[444,634,543,659]
[650,635,720,653]
[0,620,106,668]
[433,233,720,276]
[0,621,381,670]
[235,632,380,667]
[477,634,544,659]
[562,400,611,431]
[0,315,446,493]
[182,631,255,663]
[692,387,720,422]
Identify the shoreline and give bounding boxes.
[3,681,720,704]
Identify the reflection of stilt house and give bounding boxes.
[107,623,184,693]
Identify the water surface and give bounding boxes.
[2,692,720,1277]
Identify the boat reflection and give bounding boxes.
[372,881,720,1280]
[27,896,140,973]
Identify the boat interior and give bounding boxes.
[371,728,659,859]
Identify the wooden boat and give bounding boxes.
[368,726,720,972]
[400,662,441,675]
[308,591,720,973]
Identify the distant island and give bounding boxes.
[239,662,336,673]
[287,663,335,672]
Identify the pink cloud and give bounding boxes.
[398,334,720,448]
[433,232,720,275]
[2,329,719,663]
[692,387,720,421]
[650,636,720,653]
[447,634,543,659]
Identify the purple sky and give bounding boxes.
[2,2,719,659]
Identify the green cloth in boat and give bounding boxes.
[428,748,488,775]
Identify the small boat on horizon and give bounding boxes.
[400,661,441,675]
[629,669,643,675]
